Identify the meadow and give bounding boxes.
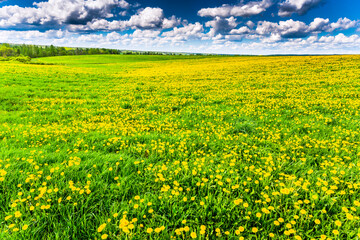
[1,54,360,239]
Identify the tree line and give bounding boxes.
[0,43,184,59]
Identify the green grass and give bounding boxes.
[0,55,360,239]
[32,54,213,67]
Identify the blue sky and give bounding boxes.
[0,0,359,54]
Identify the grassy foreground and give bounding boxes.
[1,55,360,239]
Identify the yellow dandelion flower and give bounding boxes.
[280,188,290,194]
[14,211,22,218]
[190,232,197,238]
[334,220,342,227]
[97,223,106,233]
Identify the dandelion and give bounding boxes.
[334,220,342,227]
[14,211,22,218]
[97,224,106,233]
[300,209,307,215]
[280,188,290,194]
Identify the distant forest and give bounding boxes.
[0,43,185,59]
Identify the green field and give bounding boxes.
[1,55,360,239]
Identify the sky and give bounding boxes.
[0,0,360,54]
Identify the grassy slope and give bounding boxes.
[32,55,215,66]
[1,55,360,239]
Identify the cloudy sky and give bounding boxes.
[0,0,359,54]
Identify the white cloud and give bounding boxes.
[127,7,164,29]
[319,33,360,44]
[262,33,282,43]
[198,0,272,18]
[0,29,70,44]
[308,17,329,32]
[106,31,123,41]
[0,6,39,27]
[77,33,105,42]
[162,16,181,29]
[68,7,181,31]
[224,34,245,41]
[205,16,238,35]
[279,0,323,17]
[230,26,251,35]
[256,19,309,38]
[161,23,204,42]
[131,29,161,38]
[0,0,129,27]
[253,17,359,40]
[308,17,359,33]
[329,18,359,31]
[246,20,255,29]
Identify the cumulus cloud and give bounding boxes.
[0,29,71,44]
[0,1,182,32]
[127,7,165,29]
[328,17,359,31]
[256,19,309,38]
[253,17,360,41]
[131,29,161,38]
[198,0,272,18]
[161,23,205,42]
[319,33,360,44]
[205,16,238,35]
[0,0,130,27]
[308,17,329,32]
[308,17,359,32]
[68,7,181,31]
[162,16,182,29]
[279,0,324,17]
[230,26,251,35]
[246,20,255,29]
